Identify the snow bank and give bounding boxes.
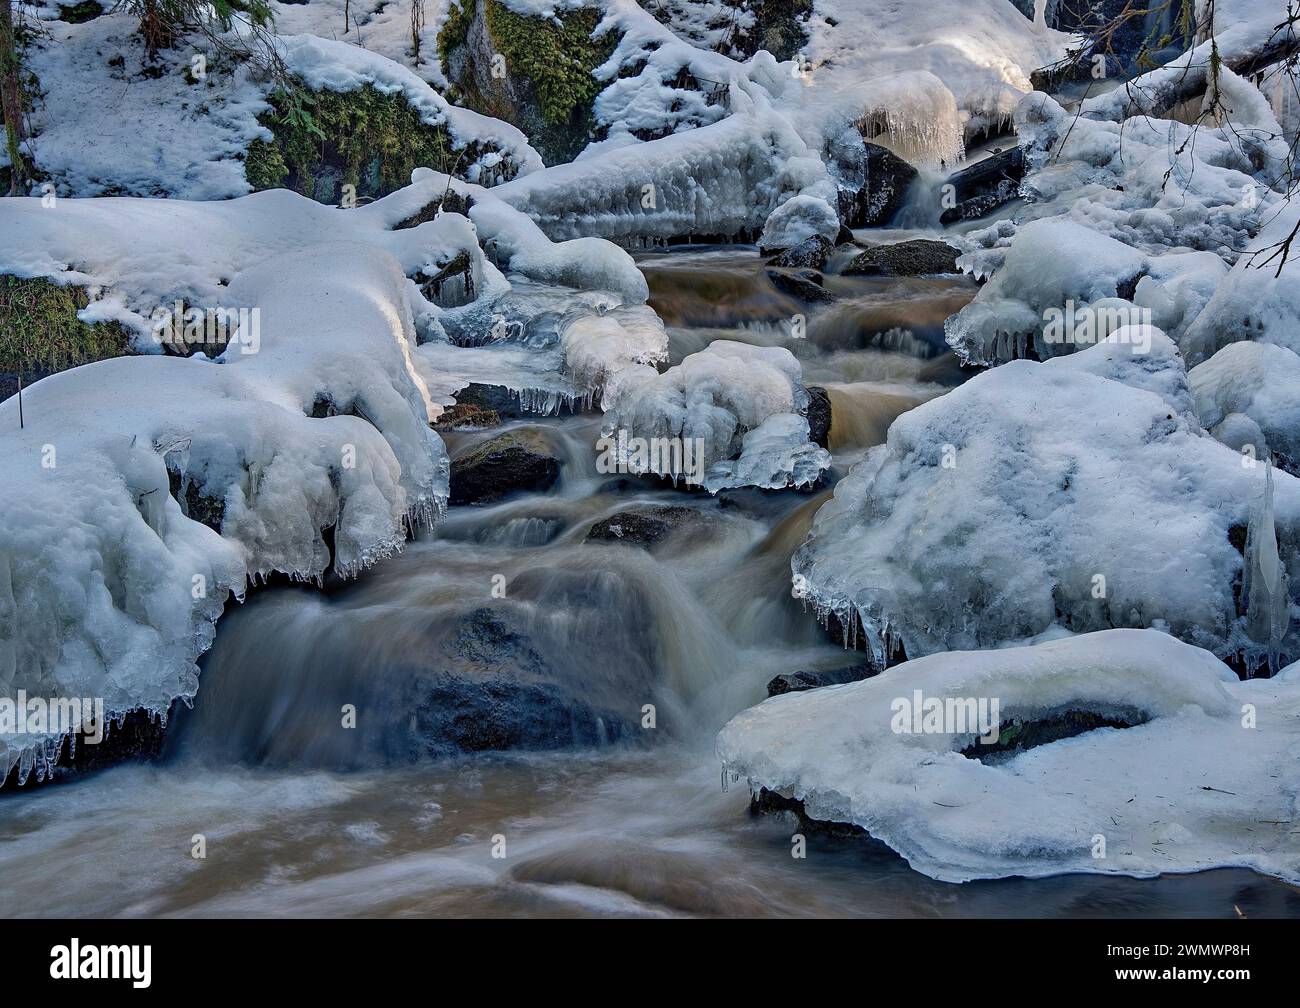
[277,33,543,184]
[792,333,1300,667]
[718,629,1300,883]
[0,246,450,786]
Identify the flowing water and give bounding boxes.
[3,246,1298,918]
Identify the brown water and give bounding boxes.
[3,247,1296,918]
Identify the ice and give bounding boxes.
[0,246,450,784]
[1243,463,1293,674]
[947,88,1284,364]
[494,87,839,245]
[601,341,829,490]
[792,333,1300,668]
[703,413,831,493]
[1189,341,1300,471]
[718,628,1300,883]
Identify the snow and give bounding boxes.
[946,85,1286,365]
[601,340,829,491]
[718,628,1300,883]
[18,12,540,200]
[1190,341,1300,472]
[792,333,1300,668]
[0,245,450,785]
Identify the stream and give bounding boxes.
[2,240,1298,918]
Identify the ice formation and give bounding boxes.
[792,333,1300,668]
[601,341,830,491]
[947,76,1288,365]
[718,629,1300,883]
[0,246,449,785]
[1189,341,1300,471]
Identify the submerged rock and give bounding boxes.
[586,505,706,547]
[449,428,562,505]
[843,239,960,277]
[412,607,627,755]
[765,267,834,303]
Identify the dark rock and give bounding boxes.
[939,147,1024,225]
[412,608,627,755]
[766,664,873,697]
[1,706,172,792]
[805,386,832,449]
[586,505,704,547]
[765,267,835,303]
[767,234,833,270]
[839,142,918,227]
[449,428,562,505]
[843,239,960,277]
[750,788,868,837]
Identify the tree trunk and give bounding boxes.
[0,0,27,194]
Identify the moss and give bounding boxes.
[484,2,613,130]
[437,0,476,72]
[438,0,617,163]
[245,81,509,204]
[56,1,105,23]
[0,275,132,376]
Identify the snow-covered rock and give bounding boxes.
[792,333,1300,668]
[947,87,1284,365]
[0,246,450,786]
[718,629,1300,883]
[601,340,830,492]
[1190,341,1300,472]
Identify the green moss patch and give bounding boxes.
[245,81,514,204]
[0,275,132,376]
[438,0,617,164]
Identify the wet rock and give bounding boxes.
[449,429,562,505]
[939,147,1024,225]
[765,267,835,303]
[839,142,918,227]
[411,607,628,756]
[766,665,873,697]
[433,401,501,431]
[767,235,833,270]
[843,239,960,277]
[805,386,832,449]
[586,505,704,547]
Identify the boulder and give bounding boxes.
[586,505,705,547]
[843,239,960,277]
[765,267,835,303]
[449,428,561,505]
[766,234,833,270]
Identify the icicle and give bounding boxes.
[1242,461,1291,675]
